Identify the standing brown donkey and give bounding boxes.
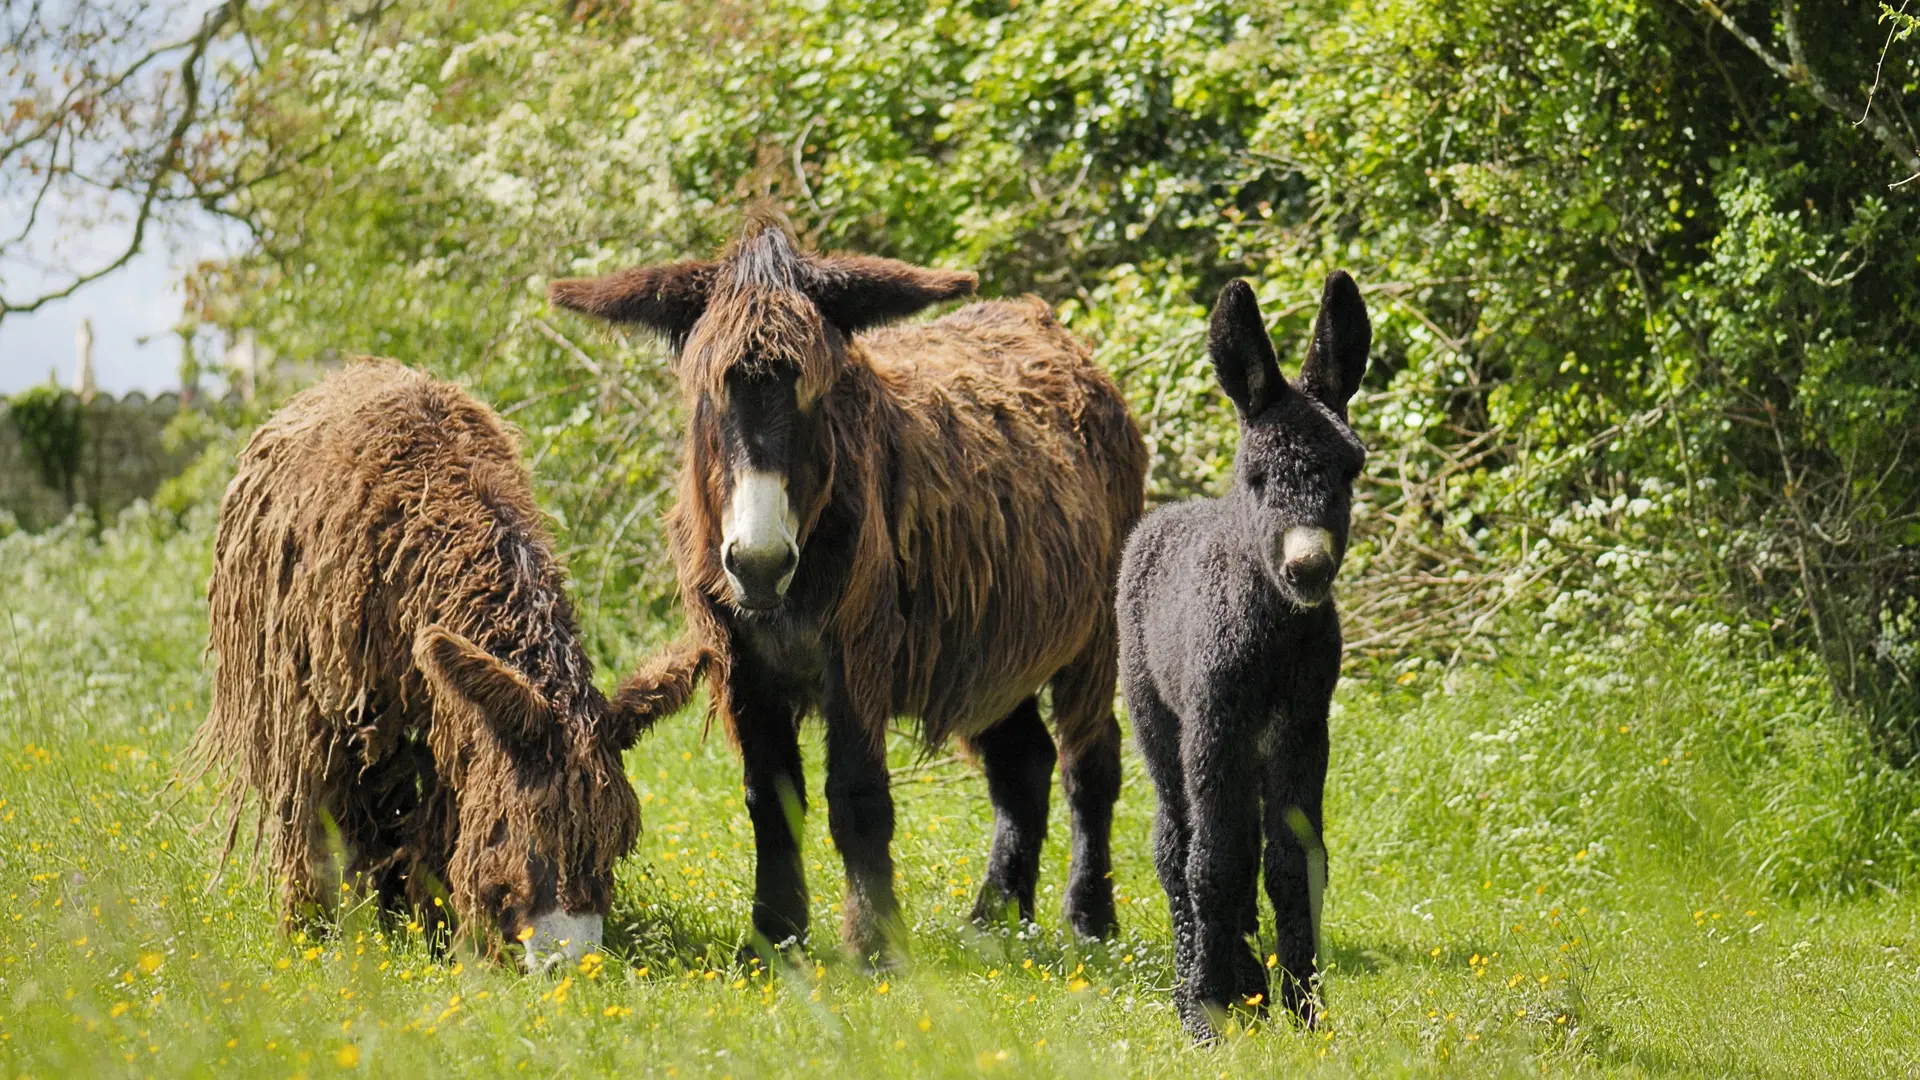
[552,212,1146,962]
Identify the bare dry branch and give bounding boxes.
[0,1,240,322]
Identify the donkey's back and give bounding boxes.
[862,298,1146,747]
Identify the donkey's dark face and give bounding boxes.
[413,626,646,970]
[548,213,976,611]
[713,364,815,610]
[1208,275,1370,608]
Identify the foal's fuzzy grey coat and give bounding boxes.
[1119,274,1370,1038]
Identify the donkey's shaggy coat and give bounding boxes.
[552,212,1146,959]
[1120,274,1370,1037]
[195,360,705,961]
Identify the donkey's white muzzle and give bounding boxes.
[521,910,604,973]
[721,469,800,607]
[1278,526,1337,605]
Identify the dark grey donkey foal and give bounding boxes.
[1119,272,1369,1039]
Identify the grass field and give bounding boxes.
[4,506,1920,1078]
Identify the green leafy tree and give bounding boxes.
[185,0,1918,741]
[7,386,86,509]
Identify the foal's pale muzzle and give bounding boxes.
[1277,526,1337,605]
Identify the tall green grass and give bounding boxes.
[3,505,1917,1077]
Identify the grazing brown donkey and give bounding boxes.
[552,212,1146,961]
[196,359,706,967]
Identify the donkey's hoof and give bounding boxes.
[735,932,804,970]
[848,940,905,974]
[968,882,1035,929]
[842,913,908,973]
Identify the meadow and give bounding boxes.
[3,501,1917,1079]
[7,0,1920,1075]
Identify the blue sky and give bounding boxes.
[0,244,196,395]
[1,0,229,396]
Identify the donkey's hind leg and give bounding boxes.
[962,696,1055,926]
[1054,646,1123,940]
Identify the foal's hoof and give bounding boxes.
[1176,998,1222,1044]
[1279,982,1321,1031]
[1182,996,1267,1043]
[1064,899,1119,941]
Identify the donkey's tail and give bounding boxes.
[608,640,713,743]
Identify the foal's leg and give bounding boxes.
[1054,647,1123,939]
[735,682,809,962]
[1263,703,1330,1026]
[963,696,1054,926]
[1183,712,1265,1032]
[1130,690,1208,1038]
[1240,814,1262,939]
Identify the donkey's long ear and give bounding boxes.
[415,625,554,758]
[804,255,977,335]
[603,642,711,751]
[1298,270,1370,418]
[548,260,718,349]
[1209,279,1285,416]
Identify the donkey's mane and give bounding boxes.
[680,213,841,404]
[724,210,807,291]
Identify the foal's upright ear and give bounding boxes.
[1208,279,1285,417]
[548,260,718,349]
[1298,270,1370,418]
[803,255,977,335]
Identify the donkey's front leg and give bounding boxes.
[735,680,809,963]
[823,661,901,965]
[1264,697,1331,1027]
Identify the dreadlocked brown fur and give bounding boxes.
[193,359,707,957]
[551,211,1147,961]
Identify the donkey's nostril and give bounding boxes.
[723,539,799,602]
[1284,554,1333,588]
[1281,536,1335,599]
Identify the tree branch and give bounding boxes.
[0,16,208,166]
[1693,0,1920,183]
[0,1,239,323]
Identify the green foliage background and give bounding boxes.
[6,385,86,506]
[196,0,1920,747]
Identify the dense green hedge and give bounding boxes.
[206,0,1918,745]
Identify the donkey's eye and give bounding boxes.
[1246,471,1267,490]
